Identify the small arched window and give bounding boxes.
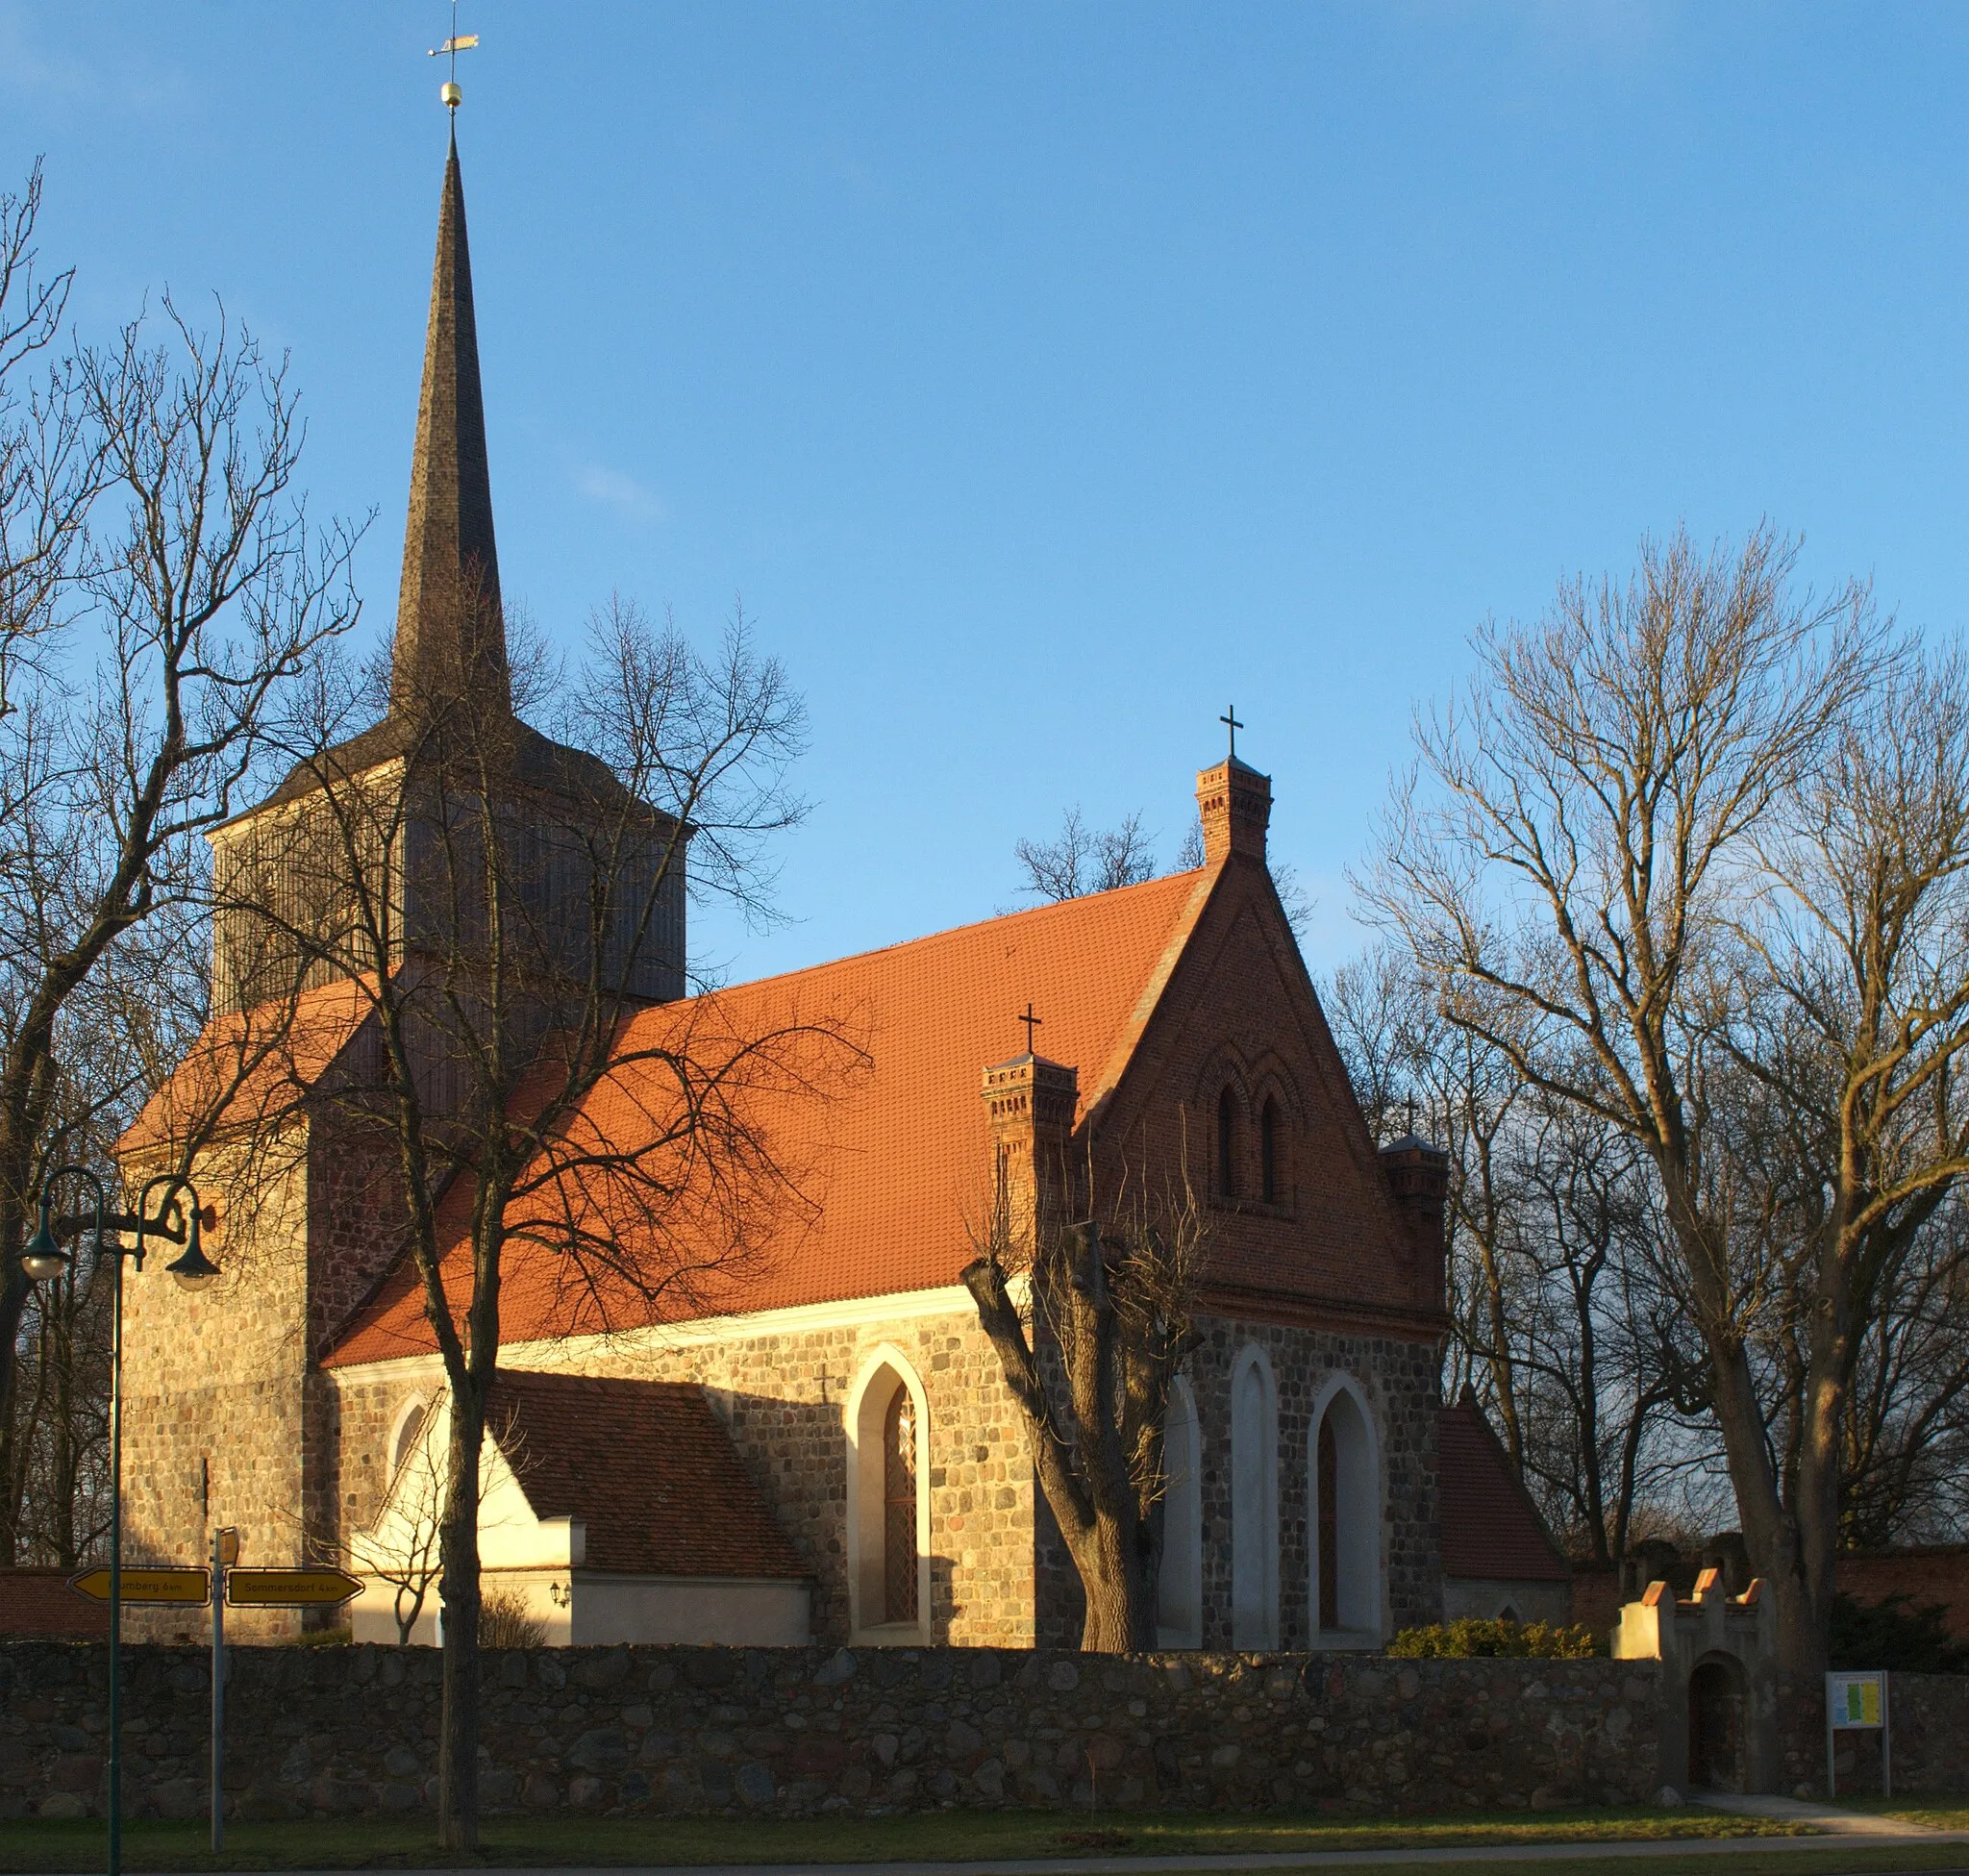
[1260,1097,1280,1204]
[1217,1087,1237,1199]
[390,1402,426,1477]
[882,1387,918,1624]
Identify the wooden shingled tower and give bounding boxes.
[392,126,511,718]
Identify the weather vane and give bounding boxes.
[428,0,480,112]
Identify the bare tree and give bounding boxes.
[1717,645,1969,1638]
[1359,523,1884,1674]
[0,163,361,1561]
[1013,807,1158,902]
[227,597,852,1847]
[1325,944,1704,1554]
[963,1147,1206,1652]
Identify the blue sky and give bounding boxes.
[6,3,1967,985]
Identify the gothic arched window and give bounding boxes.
[1157,1378,1204,1649]
[1309,1377,1382,1641]
[390,1400,427,1478]
[1231,1346,1280,1648]
[882,1387,918,1624]
[850,1351,930,1640]
[1217,1087,1238,1199]
[1260,1097,1281,1204]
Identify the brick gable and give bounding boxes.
[1088,851,1441,1338]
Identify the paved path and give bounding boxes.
[182,1832,1969,1876]
[1694,1794,1941,1838]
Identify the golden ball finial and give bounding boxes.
[440,80,462,110]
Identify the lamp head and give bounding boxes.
[20,1195,70,1283]
[166,1204,220,1292]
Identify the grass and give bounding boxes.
[1840,1796,1969,1832]
[0,1805,1821,1872]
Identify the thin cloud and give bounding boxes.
[571,463,667,526]
[0,4,189,112]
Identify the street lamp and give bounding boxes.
[19,1168,219,1876]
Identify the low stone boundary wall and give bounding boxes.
[1775,1671,1969,1797]
[4,1642,1659,1822]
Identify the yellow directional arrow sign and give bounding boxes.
[225,1567,362,1608]
[68,1567,210,1606]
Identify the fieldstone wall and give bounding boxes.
[332,1305,1044,1650]
[1774,1671,1969,1797]
[336,1309,1440,1658]
[1184,1316,1440,1650]
[2,1642,1660,1823]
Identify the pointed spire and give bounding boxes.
[391,127,511,716]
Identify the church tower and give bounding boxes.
[119,129,685,1629]
[209,130,686,1021]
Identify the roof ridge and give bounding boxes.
[666,865,1208,1014]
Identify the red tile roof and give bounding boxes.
[490,1372,806,1579]
[327,867,1211,1366]
[1437,1390,1570,1584]
[119,977,375,1161]
[0,1568,112,1637]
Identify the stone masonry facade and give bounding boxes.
[120,1104,411,1644]
[329,1297,1441,1655]
[1,1642,1672,1822]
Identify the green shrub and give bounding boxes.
[1386,1616,1604,1659]
[1829,1591,1969,1674]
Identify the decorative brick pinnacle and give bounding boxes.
[981,1054,1078,1248]
[1195,758,1271,864]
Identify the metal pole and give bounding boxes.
[108,1229,122,1876]
[210,1528,224,1854]
[1882,1675,1891,1798]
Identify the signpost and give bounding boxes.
[68,1567,209,1606]
[210,1529,238,1854]
[1826,1669,1891,1797]
[225,1567,362,1608]
[73,1550,361,1851]
[201,1551,359,1850]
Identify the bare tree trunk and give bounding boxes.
[965,1195,1197,1654]
[436,1369,485,1851]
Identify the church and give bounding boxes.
[115,133,1564,1655]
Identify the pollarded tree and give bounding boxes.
[963,1137,1206,1653]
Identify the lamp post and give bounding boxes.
[20,1168,220,1876]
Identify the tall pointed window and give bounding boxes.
[852,1354,930,1639]
[1217,1087,1238,1199]
[882,1387,918,1624]
[390,1400,427,1478]
[1260,1097,1280,1204]
[1309,1378,1383,1642]
[1316,1414,1338,1631]
[1231,1346,1280,1648]
[1157,1379,1204,1649]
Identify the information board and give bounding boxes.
[1825,1669,1890,1797]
